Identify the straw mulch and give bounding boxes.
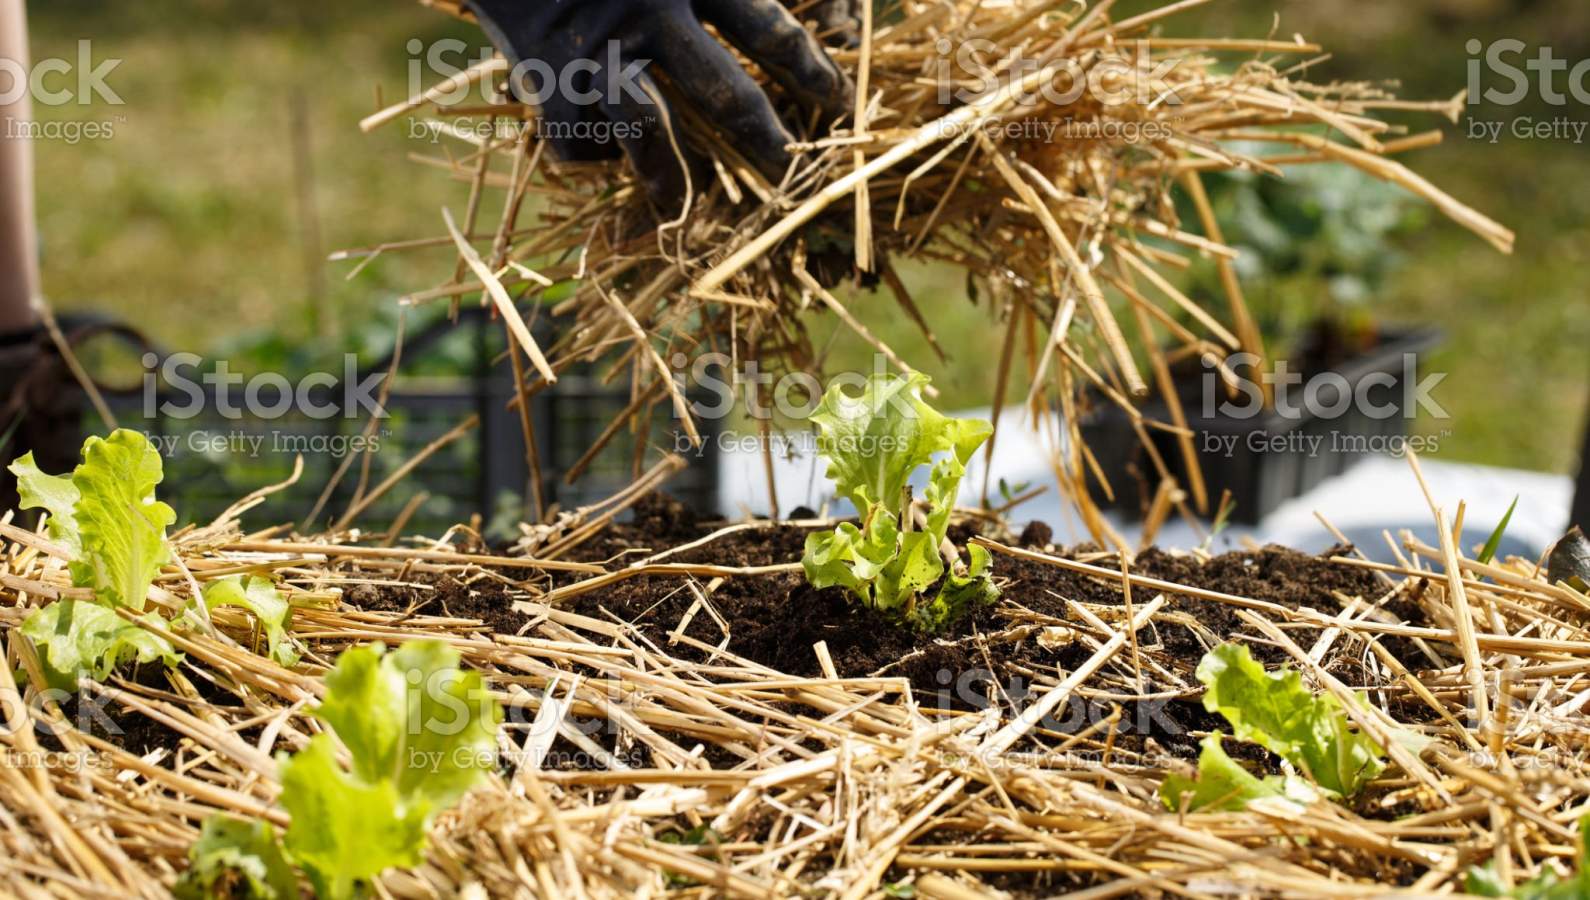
[353,0,1513,542]
[2,457,1588,898]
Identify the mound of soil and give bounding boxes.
[478,499,1433,762]
[563,516,1399,681]
[331,496,1438,764]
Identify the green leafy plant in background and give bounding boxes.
[1190,159,1427,340]
[1161,644,1422,812]
[1467,814,1590,899]
[10,430,182,691]
[176,640,502,899]
[800,373,998,633]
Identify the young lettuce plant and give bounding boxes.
[12,430,303,690]
[197,576,300,668]
[801,373,999,633]
[1162,644,1428,812]
[1467,814,1590,899]
[176,640,502,900]
[11,430,182,691]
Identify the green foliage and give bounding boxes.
[1162,644,1427,810]
[19,600,181,694]
[13,431,182,693]
[1467,815,1590,899]
[1478,496,1520,565]
[917,544,1000,634]
[173,816,297,900]
[12,430,175,611]
[279,736,431,899]
[657,826,723,888]
[186,640,501,900]
[312,641,500,810]
[1196,644,1388,799]
[1194,161,1427,318]
[1160,734,1316,813]
[72,431,178,611]
[9,451,83,560]
[809,372,990,513]
[202,577,300,667]
[800,373,998,632]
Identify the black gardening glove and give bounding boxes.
[465,0,854,210]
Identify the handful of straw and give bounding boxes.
[362,0,1511,542]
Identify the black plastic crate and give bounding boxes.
[1079,327,1441,525]
[90,309,718,536]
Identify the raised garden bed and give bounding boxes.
[4,482,1587,897]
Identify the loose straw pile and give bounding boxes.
[353,0,1511,545]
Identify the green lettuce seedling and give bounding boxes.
[1160,733,1318,813]
[1161,644,1423,811]
[173,817,296,900]
[200,576,300,668]
[177,640,502,900]
[801,373,998,632]
[10,430,181,691]
[1467,814,1590,899]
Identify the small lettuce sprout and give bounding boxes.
[173,817,296,900]
[801,373,998,632]
[1160,734,1318,813]
[1467,814,1590,899]
[183,640,502,900]
[1162,644,1425,811]
[201,576,300,668]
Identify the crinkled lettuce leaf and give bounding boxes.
[810,372,990,513]
[279,735,430,900]
[1160,733,1317,812]
[915,543,999,634]
[1197,644,1386,798]
[70,430,176,611]
[173,815,297,900]
[803,512,904,606]
[277,641,502,897]
[204,576,299,667]
[8,451,82,562]
[314,641,501,809]
[20,599,181,693]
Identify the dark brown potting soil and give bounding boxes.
[334,494,1437,768]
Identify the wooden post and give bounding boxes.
[0,0,39,333]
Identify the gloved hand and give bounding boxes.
[465,0,854,210]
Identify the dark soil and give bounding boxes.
[346,575,533,637]
[340,495,1439,766]
[45,664,219,757]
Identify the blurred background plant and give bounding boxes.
[1185,158,1430,352]
[23,0,1590,489]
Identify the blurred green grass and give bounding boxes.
[25,0,1589,474]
